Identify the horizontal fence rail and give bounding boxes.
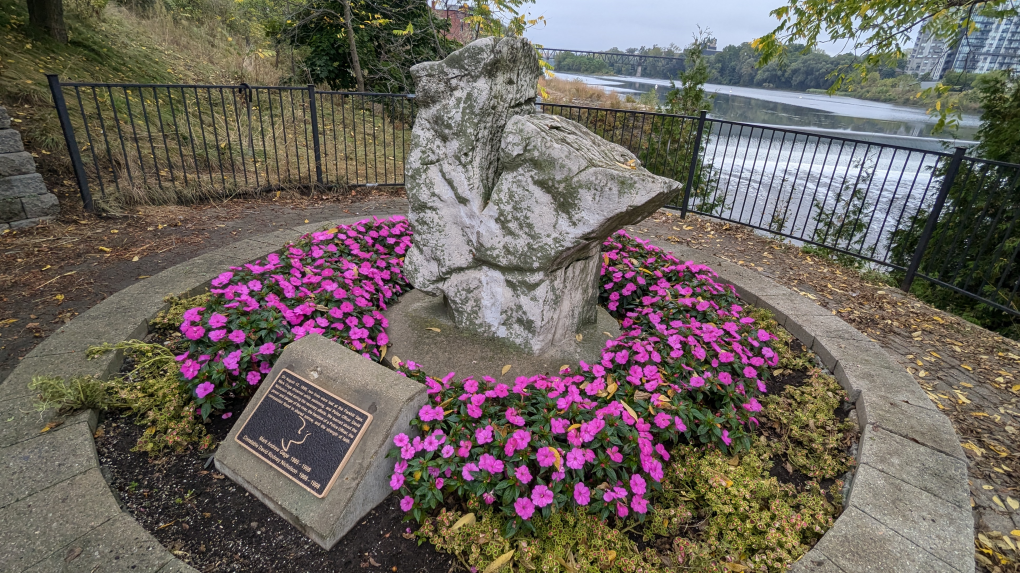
[49,77,1020,319]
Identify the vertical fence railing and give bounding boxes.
[48,76,416,208]
[49,78,1020,318]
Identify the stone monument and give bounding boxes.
[404,37,680,354]
[214,334,427,549]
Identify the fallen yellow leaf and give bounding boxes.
[425,327,441,332]
[501,364,511,376]
[97,246,111,252]
[1008,497,1019,511]
[993,495,1007,510]
[575,333,583,342]
[450,513,476,532]
[482,550,515,573]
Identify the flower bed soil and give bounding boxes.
[94,338,835,573]
[95,406,456,573]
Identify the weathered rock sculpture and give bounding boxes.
[404,38,680,354]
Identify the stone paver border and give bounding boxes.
[0,214,973,573]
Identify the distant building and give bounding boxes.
[906,15,1020,79]
[432,3,475,44]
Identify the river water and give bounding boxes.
[551,72,981,143]
[550,72,987,263]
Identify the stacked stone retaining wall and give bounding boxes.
[0,106,59,231]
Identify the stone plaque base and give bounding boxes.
[383,290,622,381]
[214,334,427,550]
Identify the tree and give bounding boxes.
[753,0,1014,129]
[284,0,459,92]
[888,71,1020,337]
[27,0,67,43]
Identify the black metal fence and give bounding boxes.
[49,76,1020,319]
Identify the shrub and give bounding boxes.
[389,231,779,535]
[419,507,663,573]
[655,444,835,572]
[29,375,115,414]
[90,339,214,455]
[175,217,412,419]
[762,369,855,479]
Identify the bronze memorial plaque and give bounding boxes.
[235,369,372,498]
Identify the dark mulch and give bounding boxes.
[94,408,456,573]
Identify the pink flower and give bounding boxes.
[195,381,215,399]
[721,429,732,446]
[515,465,532,484]
[536,447,557,468]
[616,502,629,518]
[550,418,569,434]
[208,313,228,328]
[607,446,624,463]
[221,412,232,419]
[183,325,205,341]
[257,342,276,355]
[475,425,494,445]
[393,433,409,447]
[208,329,227,342]
[743,366,757,378]
[393,460,408,473]
[531,485,554,508]
[246,371,261,385]
[390,473,405,490]
[565,448,585,470]
[483,492,496,505]
[462,463,479,481]
[222,350,242,371]
[400,496,414,511]
[180,360,201,380]
[630,474,647,496]
[631,495,648,514]
[441,445,455,458]
[418,404,444,422]
[228,330,246,344]
[514,497,535,520]
[211,272,233,287]
[573,482,590,505]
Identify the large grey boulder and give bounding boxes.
[404,38,679,354]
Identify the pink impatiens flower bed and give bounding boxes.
[175,217,412,418]
[389,231,777,534]
[175,217,777,533]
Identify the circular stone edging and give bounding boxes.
[0,214,973,573]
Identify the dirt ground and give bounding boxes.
[0,189,408,385]
[629,211,1020,572]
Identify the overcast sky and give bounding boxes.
[522,0,853,54]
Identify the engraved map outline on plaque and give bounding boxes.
[234,368,373,498]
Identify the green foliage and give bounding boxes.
[554,52,613,75]
[659,444,835,572]
[639,33,722,213]
[761,369,855,479]
[888,71,1020,338]
[745,306,815,372]
[284,0,460,92]
[29,375,116,414]
[152,292,212,336]
[751,0,1013,130]
[419,508,660,573]
[89,339,214,456]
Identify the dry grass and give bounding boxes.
[539,75,652,110]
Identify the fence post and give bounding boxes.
[680,110,707,218]
[306,84,323,189]
[47,74,94,212]
[900,146,967,292]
